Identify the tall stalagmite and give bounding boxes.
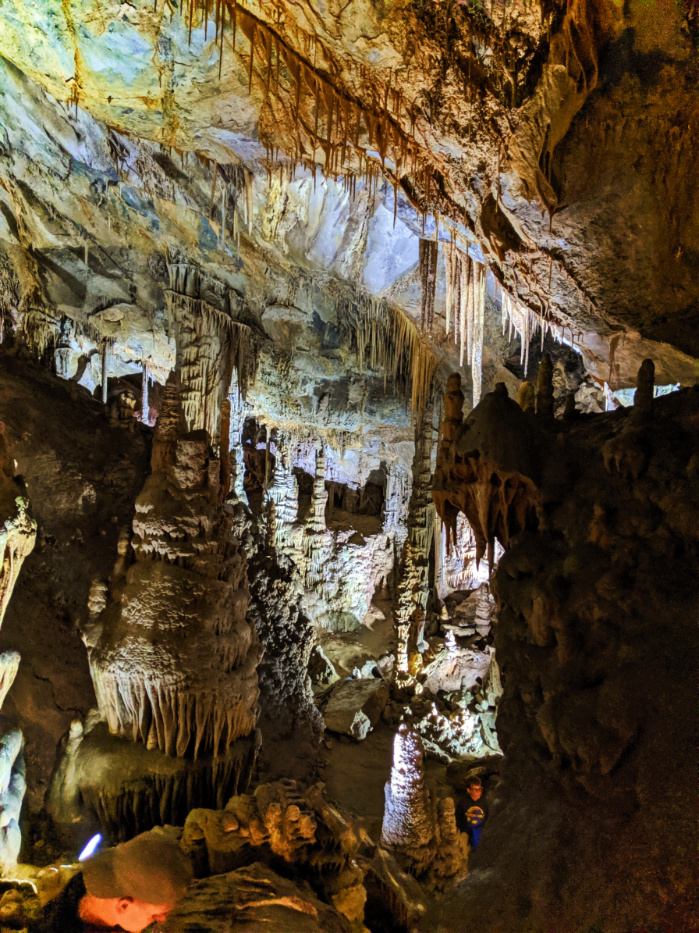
[83,374,261,759]
[394,393,435,681]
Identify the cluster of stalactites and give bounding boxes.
[178,0,442,219]
[91,663,259,760]
[337,294,438,422]
[444,242,487,405]
[165,289,256,441]
[501,290,564,376]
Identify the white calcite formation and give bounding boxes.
[83,375,261,759]
[238,429,407,634]
[381,726,436,875]
[381,726,469,888]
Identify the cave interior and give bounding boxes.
[0,0,696,930]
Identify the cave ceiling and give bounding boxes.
[0,0,697,402]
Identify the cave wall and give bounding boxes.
[433,378,698,932]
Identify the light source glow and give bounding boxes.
[78,834,102,862]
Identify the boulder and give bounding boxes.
[323,680,390,741]
[165,862,350,933]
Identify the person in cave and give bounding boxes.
[28,830,193,933]
[460,776,488,851]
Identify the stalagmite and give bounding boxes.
[0,650,19,712]
[517,381,536,411]
[83,372,262,762]
[394,392,435,681]
[381,725,436,876]
[0,423,37,631]
[634,358,655,410]
[0,425,34,870]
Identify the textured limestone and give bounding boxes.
[231,497,321,737]
[432,380,699,931]
[182,779,366,928]
[83,375,261,760]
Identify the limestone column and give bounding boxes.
[394,393,436,683]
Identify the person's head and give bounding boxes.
[466,777,483,800]
[79,830,192,932]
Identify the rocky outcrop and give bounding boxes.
[323,679,389,741]
[182,779,367,929]
[167,862,352,933]
[0,422,35,868]
[432,370,699,931]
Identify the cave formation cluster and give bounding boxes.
[0,0,695,930]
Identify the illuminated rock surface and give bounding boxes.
[0,0,695,929]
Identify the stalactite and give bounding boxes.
[100,338,116,405]
[501,290,564,376]
[180,0,451,226]
[337,294,438,422]
[141,361,150,425]
[472,262,486,406]
[165,270,259,439]
[419,238,438,333]
[445,239,454,336]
